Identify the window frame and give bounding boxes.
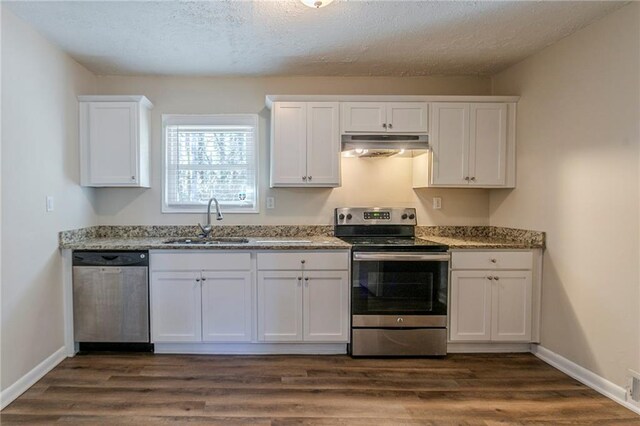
[161,113,259,214]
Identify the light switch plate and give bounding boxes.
[266,197,275,209]
[433,197,442,210]
[46,196,54,212]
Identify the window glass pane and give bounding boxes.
[163,115,258,213]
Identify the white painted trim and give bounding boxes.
[447,342,532,353]
[77,95,153,109]
[61,249,76,357]
[265,95,520,109]
[0,347,67,410]
[533,344,640,415]
[154,342,347,355]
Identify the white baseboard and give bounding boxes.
[532,344,640,415]
[0,346,67,410]
[447,342,532,353]
[154,342,348,355]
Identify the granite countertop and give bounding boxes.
[59,225,545,251]
[59,226,349,251]
[62,236,350,251]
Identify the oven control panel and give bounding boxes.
[335,207,417,226]
[364,211,390,220]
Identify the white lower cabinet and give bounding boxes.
[449,251,536,344]
[450,271,492,341]
[257,271,303,342]
[150,253,253,344]
[201,271,253,342]
[151,272,202,342]
[257,252,350,343]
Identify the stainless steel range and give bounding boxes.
[335,207,449,357]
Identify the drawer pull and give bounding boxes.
[487,276,493,280]
[490,258,497,263]
[494,276,500,281]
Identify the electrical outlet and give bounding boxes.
[46,196,54,212]
[266,197,275,209]
[433,197,442,210]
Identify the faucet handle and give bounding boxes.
[198,223,211,235]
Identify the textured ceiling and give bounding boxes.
[4,0,626,77]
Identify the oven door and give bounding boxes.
[351,252,449,318]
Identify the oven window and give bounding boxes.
[351,259,447,315]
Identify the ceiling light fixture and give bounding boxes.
[300,0,334,8]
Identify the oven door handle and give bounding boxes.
[352,252,450,262]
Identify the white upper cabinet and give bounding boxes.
[79,96,153,187]
[413,102,515,188]
[271,102,340,187]
[341,102,428,133]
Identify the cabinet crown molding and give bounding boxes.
[265,95,519,109]
[78,95,154,109]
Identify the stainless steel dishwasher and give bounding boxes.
[73,251,150,348]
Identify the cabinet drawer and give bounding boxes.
[451,251,532,270]
[257,251,349,270]
[151,252,251,271]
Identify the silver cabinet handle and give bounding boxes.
[308,176,312,181]
[196,278,200,282]
[297,276,302,281]
[470,177,476,182]
[353,252,450,262]
[201,277,206,281]
[494,276,500,281]
[464,177,470,181]
[131,176,135,180]
[491,258,497,263]
[396,317,404,324]
[488,276,494,280]
[304,277,309,281]
[302,176,307,181]
[382,123,387,129]
[388,123,393,129]
[301,259,306,264]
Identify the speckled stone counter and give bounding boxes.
[60,225,544,251]
[416,226,545,249]
[59,225,348,251]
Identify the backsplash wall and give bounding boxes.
[94,75,492,226]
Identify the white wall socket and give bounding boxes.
[433,197,442,210]
[266,196,275,209]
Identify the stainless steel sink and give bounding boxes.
[163,237,250,245]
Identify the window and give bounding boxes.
[163,114,258,213]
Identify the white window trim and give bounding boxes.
[161,113,260,214]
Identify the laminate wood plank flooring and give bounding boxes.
[2,353,638,425]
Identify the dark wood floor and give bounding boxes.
[2,353,638,425]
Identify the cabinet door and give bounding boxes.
[449,271,492,341]
[341,102,387,133]
[306,102,340,186]
[303,271,349,342]
[387,102,428,133]
[430,103,470,186]
[151,272,201,342]
[88,102,138,185]
[257,271,303,342]
[491,271,532,342]
[271,102,308,186]
[468,103,507,186]
[201,271,253,342]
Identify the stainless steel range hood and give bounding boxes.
[341,134,429,158]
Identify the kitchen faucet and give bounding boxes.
[198,197,223,238]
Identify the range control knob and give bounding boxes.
[409,214,415,219]
[338,213,345,220]
[346,214,353,220]
[401,214,408,219]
